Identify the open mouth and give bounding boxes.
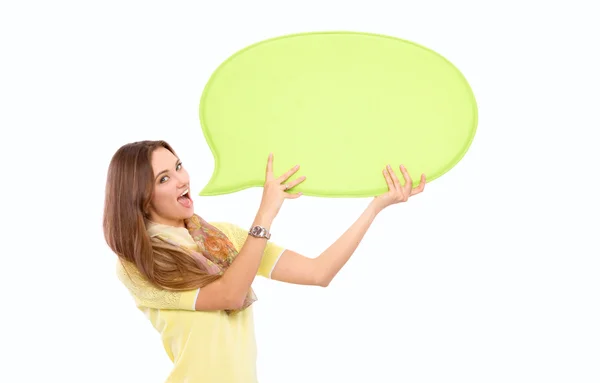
[177,189,192,207]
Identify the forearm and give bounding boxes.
[221,213,273,303]
[314,201,383,286]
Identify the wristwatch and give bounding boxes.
[248,225,271,240]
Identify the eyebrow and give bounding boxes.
[155,158,180,181]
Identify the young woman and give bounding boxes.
[103,140,425,382]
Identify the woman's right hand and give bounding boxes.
[257,152,305,222]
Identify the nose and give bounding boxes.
[175,170,190,187]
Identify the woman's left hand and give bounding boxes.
[371,164,426,211]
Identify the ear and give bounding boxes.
[143,203,151,218]
[144,201,157,221]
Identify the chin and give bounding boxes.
[183,209,195,219]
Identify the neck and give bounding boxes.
[147,217,186,228]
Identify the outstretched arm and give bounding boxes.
[270,164,426,287]
[271,200,381,286]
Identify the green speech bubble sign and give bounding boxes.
[198,31,477,198]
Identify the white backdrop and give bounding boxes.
[1,1,599,382]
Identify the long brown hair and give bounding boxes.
[103,140,220,291]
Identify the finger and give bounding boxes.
[382,166,395,191]
[387,164,401,191]
[281,175,306,190]
[411,174,426,195]
[276,164,300,183]
[399,164,413,192]
[286,191,303,199]
[265,152,273,181]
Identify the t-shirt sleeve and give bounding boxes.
[116,260,199,311]
[214,221,286,279]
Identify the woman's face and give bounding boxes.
[147,147,194,227]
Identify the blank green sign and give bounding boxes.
[198,31,477,198]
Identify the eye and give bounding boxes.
[158,162,182,184]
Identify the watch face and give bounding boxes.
[251,227,262,236]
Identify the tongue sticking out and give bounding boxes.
[177,194,192,208]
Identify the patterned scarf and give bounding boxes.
[153,214,256,315]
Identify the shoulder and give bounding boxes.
[115,258,134,277]
[115,258,148,289]
[208,221,243,231]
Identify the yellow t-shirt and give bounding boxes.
[116,221,286,383]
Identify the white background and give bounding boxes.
[1,1,599,382]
